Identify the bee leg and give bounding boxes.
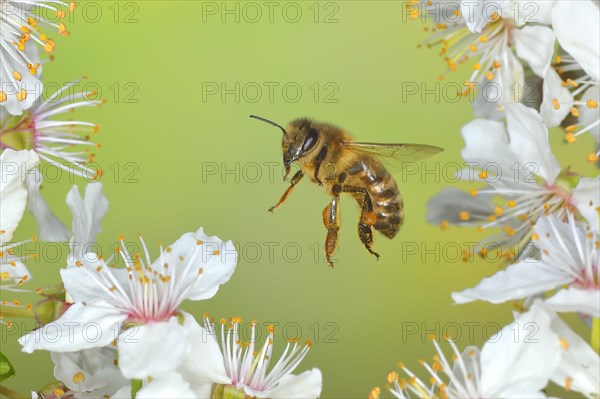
[313,147,328,186]
[341,185,380,260]
[268,170,304,213]
[322,194,341,268]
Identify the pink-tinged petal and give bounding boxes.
[51,347,126,394]
[0,149,38,243]
[136,372,196,399]
[178,312,229,387]
[117,317,189,379]
[66,183,109,266]
[260,369,323,399]
[25,169,69,242]
[552,0,600,82]
[19,301,127,353]
[547,307,600,398]
[540,68,574,128]
[452,260,571,304]
[479,302,560,397]
[572,176,599,230]
[514,25,555,77]
[505,103,561,183]
[545,288,600,317]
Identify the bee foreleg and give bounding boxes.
[322,195,340,268]
[313,147,328,186]
[340,185,380,260]
[268,170,304,213]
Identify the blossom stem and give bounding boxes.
[592,318,599,353]
[131,379,143,399]
[0,305,35,319]
[0,385,27,399]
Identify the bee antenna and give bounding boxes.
[249,115,288,138]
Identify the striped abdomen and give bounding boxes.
[346,159,404,238]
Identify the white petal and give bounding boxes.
[460,118,517,166]
[552,0,600,82]
[25,169,69,242]
[452,260,571,304]
[426,187,495,225]
[461,0,508,33]
[0,45,43,115]
[19,301,127,353]
[117,317,189,379]
[479,303,560,397]
[0,260,31,284]
[509,0,557,25]
[157,227,237,301]
[572,176,599,230]
[264,369,323,399]
[136,372,196,399]
[60,255,129,304]
[514,25,555,77]
[52,347,126,394]
[505,103,561,183]
[540,68,574,128]
[547,307,600,398]
[545,288,600,317]
[178,312,229,387]
[66,183,109,266]
[0,149,39,243]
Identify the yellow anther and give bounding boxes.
[571,107,580,117]
[73,371,85,383]
[13,71,22,81]
[494,206,503,216]
[552,98,560,110]
[493,60,501,69]
[479,171,488,179]
[480,35,488,43]
[16,89,27,102]
[459,211,470,221]
[586,99,598,108]
[473,63,481,70]
[440,220,449,230]
[0,91,6,103]
[507,200,516,207]
[587,152,599,163]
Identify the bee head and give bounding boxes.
[281,118,320,167]
[249,115,320,168]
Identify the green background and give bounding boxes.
[3,1,597,397]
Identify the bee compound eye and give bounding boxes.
[302,128,319,152]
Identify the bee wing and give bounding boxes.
[341,142,443,171]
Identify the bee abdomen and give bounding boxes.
[353,161,404,238]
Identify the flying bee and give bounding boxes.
[250,115,443,268]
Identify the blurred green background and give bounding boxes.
[3,1,597,397]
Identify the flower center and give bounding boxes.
[0,112,36,151]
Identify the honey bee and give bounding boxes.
[250,115,443,267]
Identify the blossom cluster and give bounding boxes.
[371,1,599,398]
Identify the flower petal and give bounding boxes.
[479,303,560,397]
[572,176,599,230]
[25,168,69,242]
[51,347,126,394]
[66,182,109,266]
[426,187,495,225]
[0,45,43,115]
[545,288,600,317]
[552,0,600,82]
[540,68,574,128]
[178,312,229,387]
[136,372,196,399]
[452,259,571,304]
[0,260,31,285]
[460,118,516,166]
[19,300,127,353]
[578,85,600,144]
[60,255,129,304]
[0,149,39,243]
[461,0,508,33]
[117,316,189,379]
[505,103,561,183]
[546,306,600,398]
[262,369,323,399]
[157,227,237,301]
[514,25,555,77]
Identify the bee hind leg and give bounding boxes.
[268,170,304,213]
[322,195,341,268]
[340,185,380,260]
